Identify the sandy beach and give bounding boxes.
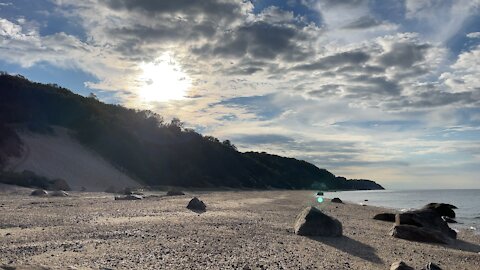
[1,190,479,269]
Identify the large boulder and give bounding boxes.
[30,189,48,196]
[396,210,456,239]
[390,261,414,270]
[421,203,457,218]
[294,207,342,237]
[390,224,454,244]
[187,197,206,212]
[331,198,343,203]
[373,213,396,222]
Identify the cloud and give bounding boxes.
[467,32,480,39]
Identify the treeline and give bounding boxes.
[0,73,383,190]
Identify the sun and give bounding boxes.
[138,54,192,102]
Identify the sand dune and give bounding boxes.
[6,128,139,191]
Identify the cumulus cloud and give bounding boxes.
[1,0,480,187]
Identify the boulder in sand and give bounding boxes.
[30,189,48,196]
[373,213,396,222]
[390,261,414,270]
[422,203,457,218]
[167,190,185,196]
[294,206,342,237]
[390,224,454,244]
[50,190,69,197]
[395,210,456,239]
[331,198,343,203]
[50,179,71,191]
[187,197,206,212]
[114,194,143,201]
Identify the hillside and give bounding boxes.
[0,73,384,190]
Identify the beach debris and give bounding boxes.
[0,265,51,270]
[50,190,69,197]
[330,198,343,203]
[114,194,143,200]
[390,261,414,270]
[421,203,457,218]
[167,190,185,196]
[294,206,342,237]
[373,213,396,222]
[187,197,206,212]
[30,189,48,196]
[422,262,442,270]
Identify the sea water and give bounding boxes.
[323,189,480,233]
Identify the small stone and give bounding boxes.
[390,261,414,270]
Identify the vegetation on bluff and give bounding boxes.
[0,73,383,190]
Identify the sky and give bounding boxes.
[1,0,480,189]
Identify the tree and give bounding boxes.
[222,140,237,151]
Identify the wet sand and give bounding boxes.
[1,190,479,269]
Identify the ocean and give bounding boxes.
[322,189,480,233]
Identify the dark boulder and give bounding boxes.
[294,207,342,237]
[30,189,48,196]
[331,198,343,203]
[114,194,143,200]
[187,197,206,212]
[396,210,456,239]
[422,262,442,270]
[422,203,457,218]
[316,191,323,196]
[167,190,185,196]
[390,261,414,270]
[373,213,396,222]
[390,224,454,244]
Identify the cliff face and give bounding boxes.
[0,74,384,190]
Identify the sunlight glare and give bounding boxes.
[138,54,191,102]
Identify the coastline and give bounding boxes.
[1,190,479,269]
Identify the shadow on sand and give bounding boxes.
[447,239,480,253]
[308,236,383,264]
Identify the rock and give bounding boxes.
[166,190,185,196]
[390,261,414,270]
[114,194,143,200]
[422,262,442,270]
[442,216,457,223]
[331,198,343,203]
[50,190,69,197]
[294,206,342,237]
[422,203,457,218]
[316,191,323,196]
[373,213,396,222]
[396,210,456,239]
[187,197,206,212]
[0,265,51,270]
[390,224,454,244]
[30,189,48,196]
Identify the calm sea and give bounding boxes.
[323,189,480,233]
